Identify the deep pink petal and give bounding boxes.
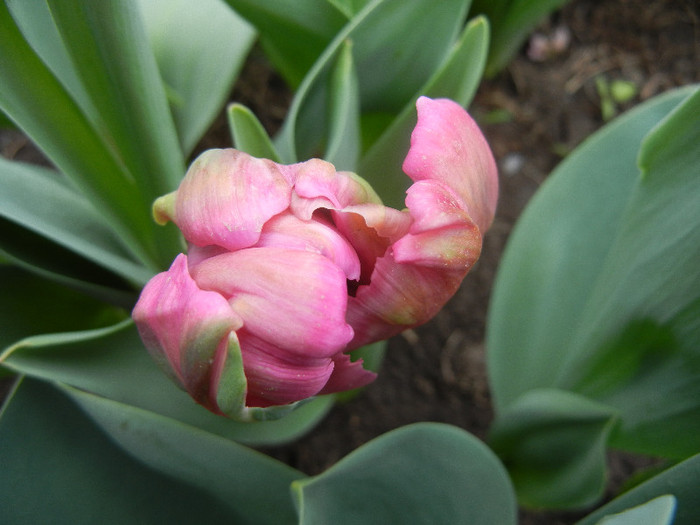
[402,97,498,234]
[132,254,243,409]
[319,352,377,395]
[238,330,334,407]
[256,212,361,280]
[190,247,354,357]
[167,149,293,250]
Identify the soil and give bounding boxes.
[2,0,697,523]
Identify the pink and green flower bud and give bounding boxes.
[133,96,498,419]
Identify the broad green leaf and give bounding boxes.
[487,86,698,413]
[600,300,700,459]
[488,389,618,509]
[577,455,700,525]
[223,0,348,88]
[325,40,360,172]
[1,319,334,446]
[0,266,127,352]
[0,2,165,269]
[63,384,305,525]
[275,0,472,165]
[359,16,490,207]
[228,103,282,161]
[0,378,237,524]
[293,422,517,525]
[138,0,256,155]
[594,496,676,525]
[0,157,152,286]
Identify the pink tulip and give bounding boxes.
[132,97,498,418]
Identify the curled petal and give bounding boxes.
[392,180,482,269]
[256,212,361,280]
[159,149,293,250]
[238,331,335,407]
[402,97,498,234]
[132,254,243,410]
[190,247,354,357]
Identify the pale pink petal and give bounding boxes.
[392,180,482,269]
[319,352,377,395]
[132,254,243,408]
[238,330,335,407]
[170,149,293,250]
[402,97,498,234]
[256,212,361,280]
[190,247,354,357]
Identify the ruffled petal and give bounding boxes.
[402,97,498,234]
[190,247,354,357]
[132,254,243,409]
[319,352,377,395]
[238,330,335,407]
[159,149,293,250]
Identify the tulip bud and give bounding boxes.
[133,97,498,420]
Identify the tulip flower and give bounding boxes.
[132,96,498,419]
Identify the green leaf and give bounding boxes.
[138,0,256,155]
[0,266,127,352]
[358,15,490,207]
[293,422,517,525]
[577,455,700,525]
[0,378,238,524]
[325,39,360,172]
[600,300,700,459]
[0,157,152,286]
[593,496,676,525]
[223,0,348,88]
[47,1,184,198]
[275,0,472,166]
[487,86,699,413]
[0,2,167,269]
[486,85,700,507]
[228,103,282,161]
[1,319,334,446]
[489,389,618,509]
[63,384,304,525]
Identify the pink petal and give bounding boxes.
[132,254,243,409]
[290,160,382,220]
[169,149,293,250]
[402,97,498,234]
[392,180,482,269]
[346,252,465,348]
[256,212,361,280]
[319,352,377,395]
[190,247,354,357]
[238,330,335,407]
